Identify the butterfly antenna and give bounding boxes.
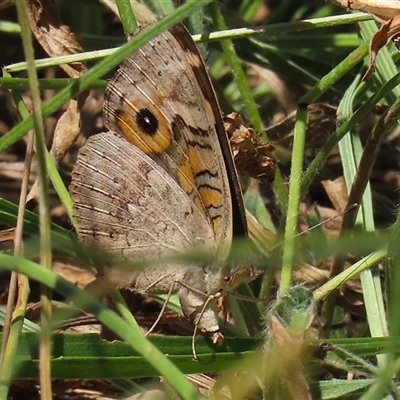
[230,292,269,303]
[145,280,176,337]
[294,203,359,238]
[267,203,360,254]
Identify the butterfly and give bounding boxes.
[69,23,260,342]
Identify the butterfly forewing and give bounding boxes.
[103,24,244,254]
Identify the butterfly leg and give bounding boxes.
[144,279,176,337]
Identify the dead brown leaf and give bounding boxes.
[225,112,276,183]
[27,0,86,78]
[364,15,400,80]
[321,177,349,212]
[265,316,312,400]
[50,96,84,163]
[24,0,90,201]
[335,0,400,21]
[331,0,400,80]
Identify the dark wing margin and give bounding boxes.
[170,23,248,238]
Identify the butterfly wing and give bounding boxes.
[103,24,247,258]
[70,131,215,288]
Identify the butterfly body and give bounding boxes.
[70,23,258,337]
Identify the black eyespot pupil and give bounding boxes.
[137,108,158,136]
